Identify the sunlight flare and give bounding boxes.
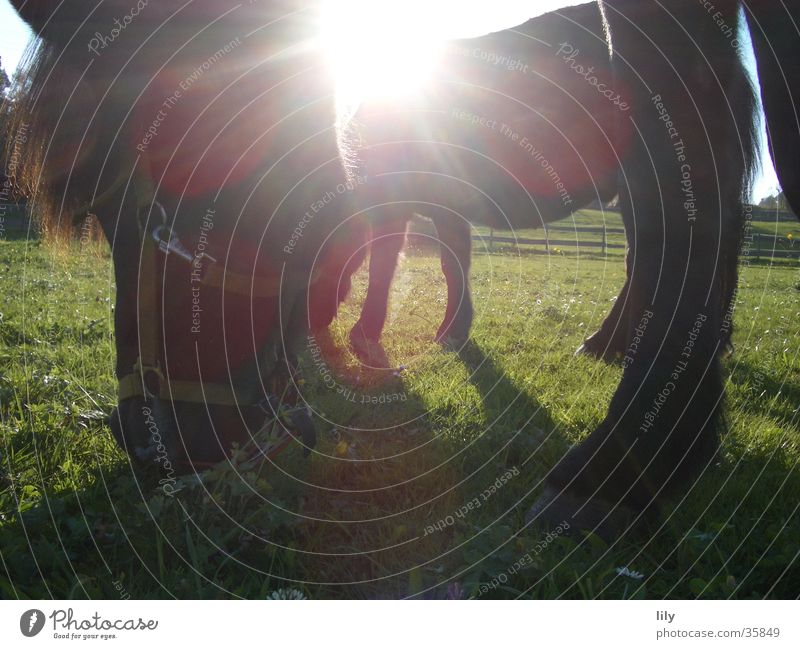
[321,0,446,104]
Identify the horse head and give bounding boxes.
[7,0,368,473]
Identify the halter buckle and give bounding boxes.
[133,360,166,400]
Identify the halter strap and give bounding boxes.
[116,157,320,408]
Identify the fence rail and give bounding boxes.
[476,225,626,254]
[471,226,798,260]
[747,207,795,223]
[590,204,796,223]
[746,233,800,260]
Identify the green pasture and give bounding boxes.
[0,214,798,599]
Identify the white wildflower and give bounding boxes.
[267,588,307,600]
[615,566,645,580]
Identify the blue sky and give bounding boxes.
[0,0,779,200]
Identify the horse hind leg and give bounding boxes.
[429,210,473,348]
[349,207,409,369]
[577,240,634,361]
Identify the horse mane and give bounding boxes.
[3,1,239,240]
[4,31,118,240]
[5,38,56,230]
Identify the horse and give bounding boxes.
[332,3,621,368]
[339,1,761,368]
[5,0,369,472]
[343,0,796,534]
[533,0,800,533]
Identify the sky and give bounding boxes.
[0,0,780,200]
[0,0,31,74]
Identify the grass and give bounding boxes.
[1,218,798,599]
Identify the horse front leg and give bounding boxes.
[430,213,473,348]
[529,0,751,537]
[349,208,409,368]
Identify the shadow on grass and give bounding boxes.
[454,338,562,465]
[0,449,310,599]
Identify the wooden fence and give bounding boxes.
[474,226,799,261]
[745,233,800,260]
[476,225,626,255]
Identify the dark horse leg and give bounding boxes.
[350,207,474,361]
[528,0,757,537]
[429,211,473,348]
[577,235,635,361]
[349,207,409,368]
[581,205,739,362]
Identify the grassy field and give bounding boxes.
[1,217,798,599]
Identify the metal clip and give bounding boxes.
[152,224,197,263]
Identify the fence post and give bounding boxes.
[601,224,607,255]
[489,228,494,252]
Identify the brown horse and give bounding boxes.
[338,2,766,368]
[346,0,791,535]
[333,3,622,368]
[6,0,368,472]
[533,0,775,533]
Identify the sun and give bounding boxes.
[320,0,446,106]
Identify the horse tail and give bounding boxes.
[738,51,761,210]
[745,3,800,218]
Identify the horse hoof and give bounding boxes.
[525,486,637,542]
[349,332,393,370]
[575,339,623,363]
[574,343,591,357]
[721,340,734,359]
[436,332,469,351]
